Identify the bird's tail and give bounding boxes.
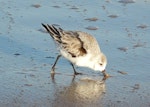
[41,23,62,43]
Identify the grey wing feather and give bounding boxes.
[60,31,87,57]
[42,24,87,57]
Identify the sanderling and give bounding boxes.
[42,24,108,78]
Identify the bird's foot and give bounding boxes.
[51,67,55,73]
[74,72,83,75]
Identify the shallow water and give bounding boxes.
[0,0,150,107]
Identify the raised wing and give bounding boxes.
[42,24,87,57]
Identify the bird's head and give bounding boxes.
[94,53,107,72]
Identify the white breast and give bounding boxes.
[60,49,95,69]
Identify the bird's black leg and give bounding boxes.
[70,63,82,75]
[51,55,61,73]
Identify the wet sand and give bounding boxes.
[0,0,150,107]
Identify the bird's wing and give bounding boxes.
[60,31,87,57]
[77,32,101,55]
[42,24,87,57]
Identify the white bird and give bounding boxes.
[42,24,108,78]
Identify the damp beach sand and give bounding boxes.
[0,0,150,107]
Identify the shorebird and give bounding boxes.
[42,24,108,78]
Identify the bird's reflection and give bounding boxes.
[51,73,106,107]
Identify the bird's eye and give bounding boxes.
[100,63,103,66]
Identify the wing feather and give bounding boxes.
[60,31,87,57]
[42,24,87,57]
